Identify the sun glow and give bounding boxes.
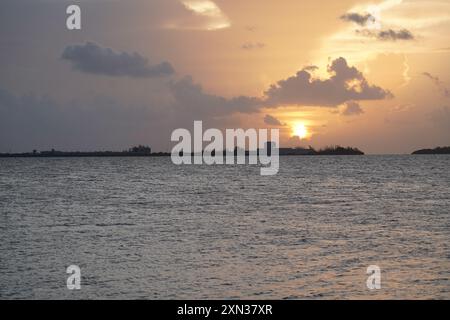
[292,122,309,139]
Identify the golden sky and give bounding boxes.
[163,0,450,153]
[0,0,449,153]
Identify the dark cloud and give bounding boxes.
[62,42,175,78]
[169,76,262,116]
[0,80,262,152]
[377,29,415,41]
[422,72,450,98]
[264,114,285,126]
[358,28,415,41]
[340,12,375,26]
[341,101,364,116]
[241,42,266,50]
[340,11,414,41]
[264,57,392,107]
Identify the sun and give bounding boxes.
[292,122,309,139]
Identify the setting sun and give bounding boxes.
[292,122,309,139]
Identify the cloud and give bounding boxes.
[357,28,415,41]
[175,0,230,30]
[265,57,392,107]
[0,78,263,152]
[169,76,262,116]
[241,42,266,50]
[340,10,415,42]
[340,12,375,26]
[422,72,450,98]
[341,101,364,116]
[62,42,175,78]
[376,29,415,41]
[263,114,285,126]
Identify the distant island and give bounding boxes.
[0,145,365,157]
[412,146,450,155]
[0,145,168,158]
[279,146,364,156]
[8,145,450,156]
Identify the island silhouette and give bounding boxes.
[0,145,366,157]
[412,146,450,154]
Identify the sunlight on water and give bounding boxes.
[0,156,449,299]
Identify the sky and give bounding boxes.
[0,0,449,154]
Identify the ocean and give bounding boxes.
[0,155,449,299]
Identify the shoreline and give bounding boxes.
[3,153,448,158]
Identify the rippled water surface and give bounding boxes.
[0,156,449,299]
